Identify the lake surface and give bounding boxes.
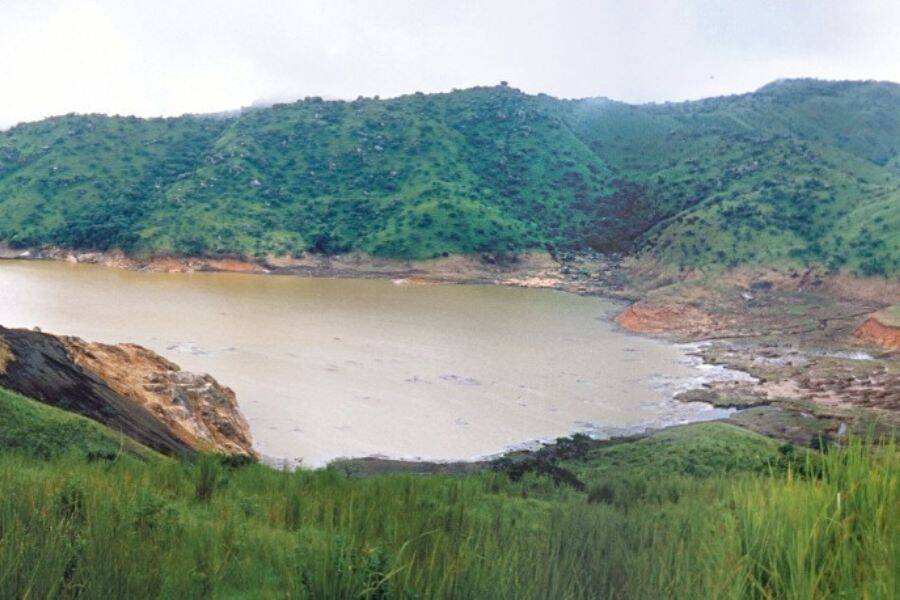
[0,260,729,466]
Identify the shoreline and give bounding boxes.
[2,251,751,471]
[0,245,570,286]
[1,248,896,468]
[270,397,736,472]
[327,420,721,478]
[0,244,636,300]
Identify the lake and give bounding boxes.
[0,260,729,466]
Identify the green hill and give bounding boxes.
[1,79,898,274]
[569,79,900,274]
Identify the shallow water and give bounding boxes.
[0,260,729,466]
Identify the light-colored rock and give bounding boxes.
[854,314,900,352]
[62,337,255,456]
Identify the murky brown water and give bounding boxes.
[0,260,727,466]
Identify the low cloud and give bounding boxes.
[2,0,899,128]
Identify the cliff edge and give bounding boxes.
[0,326,254,458]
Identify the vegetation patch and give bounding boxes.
[0,409,895,598]
[0,386,156,461]
[1,80,898,274]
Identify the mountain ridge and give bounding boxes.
[1,78,897,275]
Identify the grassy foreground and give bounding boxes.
[0,388,896,599]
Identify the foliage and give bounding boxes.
[0,79,898,274]
[0,387,156,461]
[0,402,896,598]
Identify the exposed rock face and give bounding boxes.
[615,302,719,337]
[854,315,900,352]
[0,326,254,458]
[0,338,12,373]
[64,339,255,456]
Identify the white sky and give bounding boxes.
[2,0,899,128]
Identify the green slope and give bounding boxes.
[0,423,894,598]
[1,79,898,274]
[0,363,893,598]
[0,386,157,460]
[565,79,900,274]
[561,422,782,484]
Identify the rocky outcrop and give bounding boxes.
[63,339,254,456]
[615,302,719,337]
[0,326,254,458]
[854,314,900,352]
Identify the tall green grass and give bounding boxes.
[0,435,895,598]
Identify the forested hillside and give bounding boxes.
[1,79,898,274]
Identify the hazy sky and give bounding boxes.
[2,0,899,128]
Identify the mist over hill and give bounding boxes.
[1,79,897,275]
